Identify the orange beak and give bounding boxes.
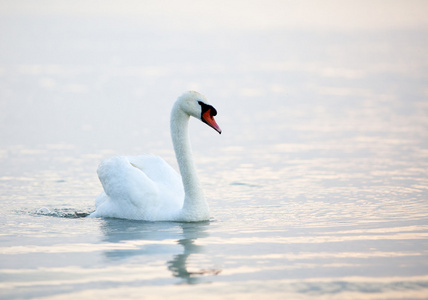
[202,109,222,134]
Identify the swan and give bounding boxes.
[89,91,221,222]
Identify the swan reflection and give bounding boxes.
[100,219,221,284]
[167,222,221,284]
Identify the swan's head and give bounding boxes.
[177,91,222,134]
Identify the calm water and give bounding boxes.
[1,2,428,299]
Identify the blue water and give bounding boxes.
[1,2,428,299]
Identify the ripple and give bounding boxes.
[35,207,91,219]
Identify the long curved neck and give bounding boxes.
[170,103,206,211]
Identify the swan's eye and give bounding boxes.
[198,101,216,117]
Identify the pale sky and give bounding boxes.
[1,0,428,31]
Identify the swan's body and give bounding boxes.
[89,91,221,222]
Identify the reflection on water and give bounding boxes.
[100,219,221,284]
[167,223,221,284]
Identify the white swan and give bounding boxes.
[89,91,221,222]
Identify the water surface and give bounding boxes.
[1,2,428,299]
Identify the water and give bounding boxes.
[1,2,428,299]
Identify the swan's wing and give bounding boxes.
[127,155,184,209]
[97,156,157,201]
[93,155,184,220]
[94,156,159,219]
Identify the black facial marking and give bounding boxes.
[198,101,217,119]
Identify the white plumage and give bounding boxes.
[89,91,221,222]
